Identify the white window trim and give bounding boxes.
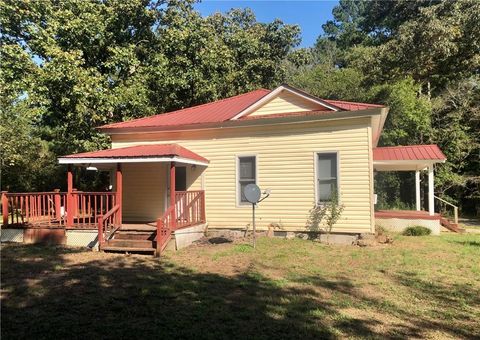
[314,151,340,205]
[236,154,259,207]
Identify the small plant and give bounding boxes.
[307,189,345,242]
[403,226,432,236]
[233,244,253,253]
[375,225,387,236]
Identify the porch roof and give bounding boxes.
[58,144,209,166]
[373,144,446,171]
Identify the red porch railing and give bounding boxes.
[155,190,206,256]
[70,191,117,228]
[1,190,67,227]
[1,190,116,228]
[174,190,206,229]
[97,204,121,249]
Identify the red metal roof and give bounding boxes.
[100,89,270,130]
[98,87,385,132]
[373,145,446,161]
[62,144,209,163]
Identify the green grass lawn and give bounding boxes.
[1,234,480,339]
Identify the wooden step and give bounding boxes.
[102,246,156,253]
[106,239,154,248]
[440,218,466,233]
[114,232,155,241]
[120,225,156,232]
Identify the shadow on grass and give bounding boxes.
[1,244,337,339]
[1,244,479,339]
[448,239,480,247]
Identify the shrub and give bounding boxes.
[375,225,388,235]
[403,226,432,236]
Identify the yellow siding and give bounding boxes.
[122,163,167,222]
[248,90,325,117]
[112,118,374,233]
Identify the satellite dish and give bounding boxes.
[244,184,261,203]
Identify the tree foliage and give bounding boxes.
[289,0,480,214]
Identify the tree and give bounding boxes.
[287,0,480,215]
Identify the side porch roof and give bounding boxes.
[373,144,446,171]
[58,144,209,167]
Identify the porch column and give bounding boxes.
[428,165,434,216]
[116,163,123,226]
[415,170,421,211]
[2,191,8,226]
[66,165,74,227]
[170,162,176,229]
[170,162,176,208]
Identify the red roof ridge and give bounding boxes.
[374,144,440,149]
[101,89,271,129]
[325,99,385,108]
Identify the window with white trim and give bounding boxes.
[238,156,256,204]
[316,153,338,203]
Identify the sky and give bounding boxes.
[194,0,339,48]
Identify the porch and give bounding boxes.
[1,144,209,256]
[373,145,462,234]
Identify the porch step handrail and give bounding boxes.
[155,190,206,257]
[434,195,458,224]
[97,204,121,249]
[155,204,175,257]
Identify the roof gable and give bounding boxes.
[245,89,331,118]
[231,84,341,120]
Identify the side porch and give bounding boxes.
[373,145,462,234]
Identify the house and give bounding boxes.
[1,85,459,255]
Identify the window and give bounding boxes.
[237,156,257,204]
[316,153,338,203]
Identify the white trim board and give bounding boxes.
[58,156,209,167]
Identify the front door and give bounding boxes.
[175,167,187,191]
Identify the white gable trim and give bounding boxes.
[230,85,341,120]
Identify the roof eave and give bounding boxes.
[99,107,385,135]
[58,156,209,167]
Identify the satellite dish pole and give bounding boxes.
[252,200,256,249]
[244,184,271,249]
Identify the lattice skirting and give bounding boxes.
[376,218,440,235]
[65,230,98,250]
[1,229,24,243]
[1,228,99,249]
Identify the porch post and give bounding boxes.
[428,165,434,216]
[116,163,123,226]
[1,191,8,226]
[66,165,74,227]
[170,162,176,228]
[415,170,421,211]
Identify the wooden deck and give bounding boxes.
[375,210,441,220]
